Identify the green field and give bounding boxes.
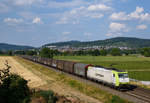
[54,56,150,81]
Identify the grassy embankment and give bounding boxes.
[14,56,131,103]
[54,56,150,81]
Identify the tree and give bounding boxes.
[14,50,25,55]
[110,48,121,56]
[92,49,100,56]
[53,50,60,56]
[0,62,30,103]
[140,48,150,57]
[26,50,37,56]
[0,51,4,55]
[100,49,107,56]
[87,50,93,56]
[40,48,53,58]
[0,74,30,103]
[7,50,13,56]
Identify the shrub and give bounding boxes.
[140,48,150,57]
[0,62,30,103]
[100,49,107,56]
[0,74,30,103]
[32,90,57,103]
[110,48,121,56]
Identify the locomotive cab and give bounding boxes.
[118,73,129,84]
[112,71,129,87]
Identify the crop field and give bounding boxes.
[54,56,150,81]
[0,56,47,88]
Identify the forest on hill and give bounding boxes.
[0,43,34,51]
[45,37,150,48]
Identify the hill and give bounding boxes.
[44,37,150,48]
[0,43,34,51]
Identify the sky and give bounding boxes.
[0,0,150,47]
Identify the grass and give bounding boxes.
[14,56,131,103]
[54,56,150,81]
[129,71,150,81]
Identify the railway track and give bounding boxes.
[125,87,150,103]
[21,57,150,103]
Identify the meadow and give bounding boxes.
[54,56,150,81]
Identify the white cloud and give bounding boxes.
[136,24,147,30]
[87,13,104,19]
[105,33,112,36]
[48,0,86,8]
[13,0,43,6]
[88,4,112,11]
[84,32,92,36]
[140,13,150,21]
[62,31,71,35]
[129,6,144,19]
[56,5,105,24]
[129,7,150,21]
[0,3,9,13]
[55,7,85,24]
[4,18,23,24]
[56,17,68,24]
[110,6,150,21]
[110,12,128,20]
[106,22,128,37]
[109,22,126,32]
[32,17,42,24]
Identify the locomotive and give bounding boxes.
[20,55,129,88]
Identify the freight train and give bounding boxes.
[20,55,129,89]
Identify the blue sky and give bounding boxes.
[0,0,150,47]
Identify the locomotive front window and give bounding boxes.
[119,73,128,78]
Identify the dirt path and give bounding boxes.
[0,56,47,88]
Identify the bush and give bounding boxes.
[140,48,150,57]
[26,50,37,56]
[0,74,30,103]
[92,49,100,56]
[32,90,57,103]
[0,62,30,103]
[110,48,121,56]
[100,49,107,56]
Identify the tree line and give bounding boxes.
[1,47,150,58]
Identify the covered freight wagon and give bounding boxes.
[33,56,38,62]
[63,61,75,73]
[52,59,57,68]
[74,63,89,77]
[57,60,64,70]
[46,58,52,66]
[43,58,51,65]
